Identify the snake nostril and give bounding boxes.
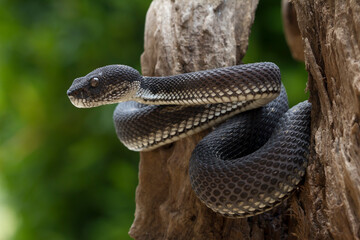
[67,89,75,97]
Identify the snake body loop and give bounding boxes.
[67,62,311,218]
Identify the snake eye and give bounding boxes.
[90,77,99,87]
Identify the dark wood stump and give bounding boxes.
[128,0,360,239]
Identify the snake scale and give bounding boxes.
[67,62,311,218]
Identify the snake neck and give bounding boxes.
[132,62,282,106]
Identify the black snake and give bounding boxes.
[67,62,311,218]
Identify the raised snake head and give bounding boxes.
[67,65,142,108]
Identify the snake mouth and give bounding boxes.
[67,88,100,108]
[67,93,97,108]
[68,95,119,108]
[68,95,89,108]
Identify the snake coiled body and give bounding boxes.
[67,62,311,218]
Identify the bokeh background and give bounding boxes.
[0,1,308,239]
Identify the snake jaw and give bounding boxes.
[67,95,106,108]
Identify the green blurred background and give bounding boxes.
[0,1,307,239]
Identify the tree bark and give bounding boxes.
[129,0,360,239]
[282,0,304,62]
[289,1,360,239]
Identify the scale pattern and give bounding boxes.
[114,100,258,151]
[136,62,281,105]
[111,62,312,217]
[189,97,311,217]
[114,63,283,151]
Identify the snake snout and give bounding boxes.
[66,89,73,97]
[67,87,81,100]
[66,86,90,108]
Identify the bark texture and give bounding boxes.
[290,1,360,239]
[282,0,304,62]
[128,0,360,239]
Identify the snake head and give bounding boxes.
[67,65,142,108]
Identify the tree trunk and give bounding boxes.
[289,1,360,239]
[129,0,360,239]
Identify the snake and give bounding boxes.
[67,62,311,218]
